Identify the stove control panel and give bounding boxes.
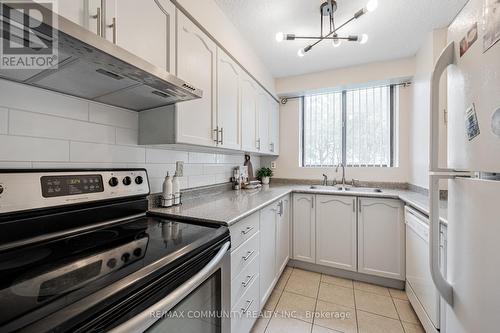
[0,169,150,214]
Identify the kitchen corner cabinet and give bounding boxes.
[316,195,357,271]
[175,11,217,147]
[358,197,405,280]
[276,196,290,274]
[292,194,316,263]
[216,49,241,150]
[259,202,277,305]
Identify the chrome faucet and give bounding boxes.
[335,163,346,188]
[321,174,328,186]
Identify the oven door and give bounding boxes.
[110,241,231,333]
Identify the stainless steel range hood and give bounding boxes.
[0,2,202,111]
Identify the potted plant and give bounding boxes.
[256,167,273,185]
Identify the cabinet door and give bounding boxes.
[257,90,269,154]
[358,197,405,280]
[115,0,174,71]
[240,75,258,152]
[259,203,277,305]
[316,195,357,271]
[56,1,86,27]
[268,99,279,155]
[276,196,290,275]
[292,194,316,263]
[216,48,241,150]
[176,11,217,147]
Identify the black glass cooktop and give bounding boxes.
[0,216,226,329]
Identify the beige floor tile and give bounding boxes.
[354,289,398,319]
[275,291,316,323]
[318,282,355,308]
[321,274,354,289]
[275,271,291,291]
[285,274,320,298]
[393,299,419,324]
[250,316,270,333]
[389,288,408,301]
[291,268,321,281]
[357,310,404,333]
[283,266,293,278]
[312,324,343,333]
[401,322,426,333]
[314,300,357,333]
[266,316,313,333]
[264,289,282,311]
[353,281,390,296]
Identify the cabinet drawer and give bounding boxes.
[231,252,259,306]
[231,231,259,280]
[230,212,260,250]
[231,275,259,333]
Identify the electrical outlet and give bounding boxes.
[271,161,277,169]
[176,161,184,177]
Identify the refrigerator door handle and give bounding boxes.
[429,42,456,306]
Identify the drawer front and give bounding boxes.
[231,252,259,306]
[231,231,259,280]
[230,212,260,250]
[231,275,259,333]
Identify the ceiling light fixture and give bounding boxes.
[276,0,376,57]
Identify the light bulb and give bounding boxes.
[297,48,305,57]
[359,34,369,44]
[332,38,342,47]
[366,0,378,12]
[275,32,284,42]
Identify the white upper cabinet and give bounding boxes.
[175,11,217,147]
[257,90,269,154]
[292,194,316,263]
[316,195,357,271]
[358,197,405,280]
[268,99,279,155]
[55,1,86,26]
[240,74,258,152]
[115,0,175,71]
[216,49,241,150]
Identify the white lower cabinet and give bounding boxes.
[276,196,290,274]
[316,195,357,271]
[357,197,405,280]
[292,194,316,263]
[259,202,277,305]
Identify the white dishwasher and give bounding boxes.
[405,206,446,333]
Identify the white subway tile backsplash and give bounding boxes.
[0,135,69,161]
[0,161,32,168]
[203,164,226,175]
[9,110,116,144]
[145,148,188,164]
[0,80,89,121]
[215,173,230,183]
[144,164,176,178]
[188,152,217,164]
[70,142,145,163]
[183,164,203,176]
[32,162,128,169]
[116,128,138,145]
[0,107,7,134]
[188,175,216,188]
[216,153,244,164]
[89,103,138,129]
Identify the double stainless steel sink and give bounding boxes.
[309,185,383,193]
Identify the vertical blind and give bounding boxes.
[302,85,394,167]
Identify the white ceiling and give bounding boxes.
[214,0,468,78]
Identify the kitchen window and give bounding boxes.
[301,85,398,167]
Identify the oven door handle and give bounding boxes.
[109,241,231,333]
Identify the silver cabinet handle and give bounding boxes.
[241,226,254,235]
[256,138,261,150]
[213,126,219,144]
[358,199,361,212]
[241,299,254,313]
[353,198,355,212]
[242,250,254,261]
[311,196,314,209]
[107,17,117,44]
[218,127,223,145]
[92,7,102,37]
[109,241,230,333]
[241,274,255,287]
[278,200,284,216]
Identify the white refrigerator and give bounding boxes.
[429,0,500,332]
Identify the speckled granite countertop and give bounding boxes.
[148,184,448,226]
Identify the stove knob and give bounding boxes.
[121,253,130,263]
[123,176,132,186]
[107,258,117,269]
[109,177,119,187]
[133,248,142,257]
[135,176,144,185]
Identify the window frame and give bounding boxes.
[301,85,397,168]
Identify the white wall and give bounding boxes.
[266,58,415,183]
[409,29,447,189]
[0,80,259,193]
[175,0,275,94]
